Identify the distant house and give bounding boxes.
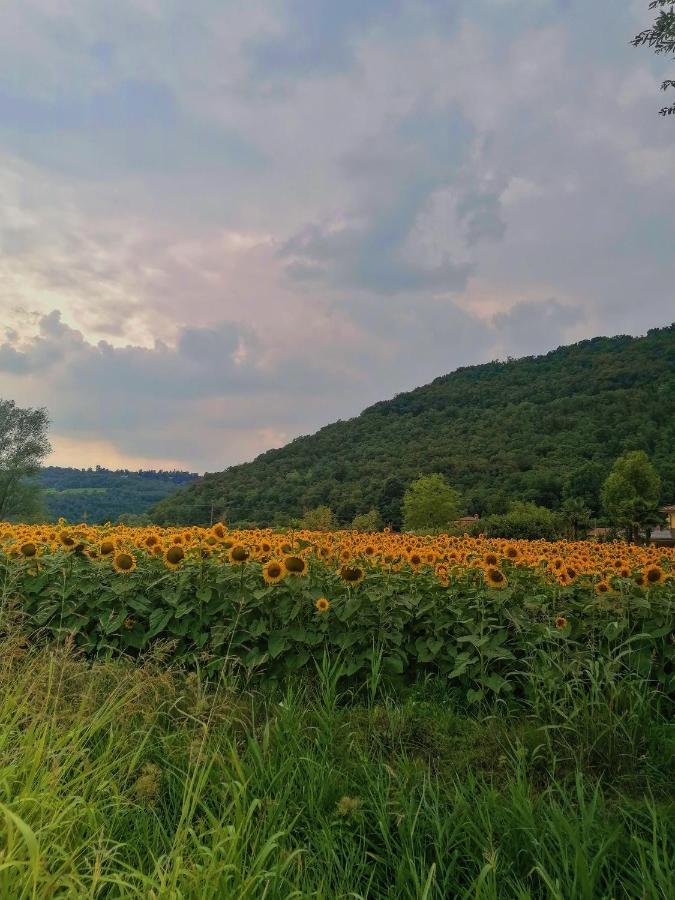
[455,515,479,526]
[589,526,613,540]
[650,504,675,546]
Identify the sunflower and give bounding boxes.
[228,545,250,565]
[100,539,116,557]
[19,542,37,558]
[112,551,136,574]
[210,523,227,541]
[164,546,185,569]
[143,533,160,550]
[315,597,330,613]
[504,545,521,562]
[483,551,499,567]
[407,551,423,572]
[485,567,508,589]
[340,565,365,585]
[555,615,568,630]
[262,559,285,585]
[59,531,76,550]
[595,579,611,595]
[283,555,308,577]
[643,564,665,586]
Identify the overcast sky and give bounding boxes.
[0,0,673,472]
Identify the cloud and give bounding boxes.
[0,0,673,472]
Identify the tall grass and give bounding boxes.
[0,623,672,898]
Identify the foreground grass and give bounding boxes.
[0,629,672,898]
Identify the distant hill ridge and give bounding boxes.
[151,325,675,527]
[41,467,198,523]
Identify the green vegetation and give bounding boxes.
[468,502,565,542]
[151,325,675,527]
[6,545,673,695]
[0,399,50,522]
[0,615,672,897]
[632,0,675,117]
[402,473,462,532]
[39,467,197,523]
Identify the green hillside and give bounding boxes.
[41,467,197,523]
[151,325,675,527]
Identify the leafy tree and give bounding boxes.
[559,497,592,540]
[601,451,662,543]
[301,505,337,531]
[402,474,462,532]
[351,508,382,532]
[632,1,675,116]
[562,461,607,516]
[0,399,50,520]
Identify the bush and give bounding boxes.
[470,501,563,540]
[351,508,382,532]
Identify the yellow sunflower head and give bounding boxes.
[485,567,507,589]
[283,555,308,577]
[643,564,665,586]
[262,559,285,584]
[339,565,365,586]
[228,545,250,565]
[112,551,137,574]
[164,545,185,569]
[315,597,330,613]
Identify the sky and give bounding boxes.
[0,0,673,473]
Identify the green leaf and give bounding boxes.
[268,634,287,659]
[383,654,404,675]
[147,607,173,638]
[480,673,508,695]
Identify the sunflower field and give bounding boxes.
[1,522,673,698]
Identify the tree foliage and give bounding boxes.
[632,1,675,116]
[0,399,50,521]
[601,451,662,542]
[151,326,675,527]
[559,497,593,540]
[351,508,383,533]
[300,505,337,531]
[402,474,462,531]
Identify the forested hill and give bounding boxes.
[151,325,675,527]
[40,467,198,523]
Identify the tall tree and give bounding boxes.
[0,399,51,520]
[632,1,675,116]
[559,497,592,540]
[402,474,462,532]
[601,451,662,543]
